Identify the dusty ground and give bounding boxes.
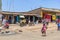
[0,22,60,40]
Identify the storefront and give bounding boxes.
[2,14,20,24]
[56,13,60,19]
[57,16,60,19]
[41,10,57,22]
[43,12,52,22]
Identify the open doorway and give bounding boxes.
[8,15,12,24]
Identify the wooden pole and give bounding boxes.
[33,16,35,23]
[0,14,2,26]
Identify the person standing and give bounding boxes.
[2,17,7,27]
[57,22,60,30]
[4,21,9,29]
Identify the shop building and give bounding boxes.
[40,7,60,22]
[0,7,60,24]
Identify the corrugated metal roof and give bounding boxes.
[41,7,60,13]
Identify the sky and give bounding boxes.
[2,0,60,12]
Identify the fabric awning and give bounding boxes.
[19,16,25,18]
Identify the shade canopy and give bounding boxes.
[19,15,25,18]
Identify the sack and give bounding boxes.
[41,27,46,32]
[44,27,46,31]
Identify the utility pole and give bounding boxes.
[0,0,2,26]
[0,0,2,11]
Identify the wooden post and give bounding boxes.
[28,16,30,24]
[13,16,14,24]
[16,15,18,23]
[40,10,43,18]
[33,16,35,23]
[12,15,14,24]
[29,16,30,21]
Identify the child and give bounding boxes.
[41,24,47,36]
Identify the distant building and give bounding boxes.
[40,7,60,22]
[0,7,60,24]
[1,11,39,24]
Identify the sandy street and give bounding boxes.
[0,30,60,40]
[0,23,60,40]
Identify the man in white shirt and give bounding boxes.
[2,18,7,26]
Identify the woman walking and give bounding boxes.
[41,23,47,36]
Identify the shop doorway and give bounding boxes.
[8,15,12,24]
[43,13,52,22]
